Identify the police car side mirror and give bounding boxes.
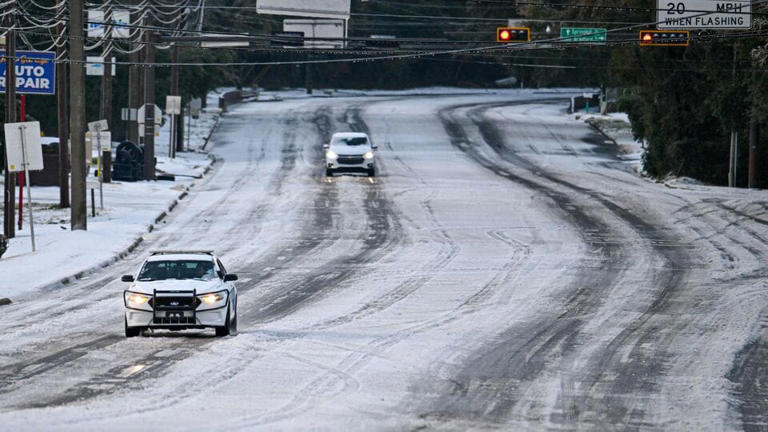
[224,274,238,282]
[323,144,329,150]
[121,275,135,282]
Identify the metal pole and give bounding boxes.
[97,130,103,209]
[170,44,181,154]
[4,12,17,239]
[143,31,156,180]
[734,131,739,186]
[70,0,87,230]
[169,114,175,158]
[101,7,113,183]
[18,126,35,252]
[186,106,191,151]
[729,131,736,187]
[17,95,25,231]
[56,21,70,208]
[749,68,759,189]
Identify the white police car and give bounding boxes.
[122,251,238,337]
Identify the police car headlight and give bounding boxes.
[125,291,153,311]
[363,151,374,160]
[196,290,228,311]
[326,150,339,160]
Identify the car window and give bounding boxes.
[137,260,216,281]
[332,136,368,146]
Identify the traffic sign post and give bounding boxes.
[166,96,181,158]
[88,120,109,209]
[4,121,43,252]
[561,27,607,42]
[657,0,752,29]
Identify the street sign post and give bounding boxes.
[657,0,752,29]
[561,27,607,42]
[4,121,43,251]
[87,120,109,209]
[166,96,182,158]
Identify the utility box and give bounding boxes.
[29,140,62,186]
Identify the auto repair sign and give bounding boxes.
[0,51,56,95]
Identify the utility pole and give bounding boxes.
[56,22,70,208]
[142,30,156,180]
[748,68,759,189]
[100,7,113,182]
[171,44,183,153]
[127,1,141,144]
[728,45,738,188]
[70,0,87,230]
[4,10,17,239]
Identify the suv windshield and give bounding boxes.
[137,260,216,281]
[333,137,368,146]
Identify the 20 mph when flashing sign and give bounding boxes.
[657,1,752,29]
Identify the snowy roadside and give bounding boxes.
[0,95,223,304]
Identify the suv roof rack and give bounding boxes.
[149,250,214,256]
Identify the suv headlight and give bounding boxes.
[326,150,338,160]
[196,290,228,311]
[124,291,153,311]
[363,151,374,160]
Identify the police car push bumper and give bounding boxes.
[124,289,230,328]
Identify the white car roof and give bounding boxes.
[146,253,215,262]
[331,132,369,139]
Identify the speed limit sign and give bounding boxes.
[656,0,752,29]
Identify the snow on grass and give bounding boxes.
[0,104,220,301]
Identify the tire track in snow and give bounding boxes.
[417,100,692,429]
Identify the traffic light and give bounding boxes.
[639,30,690,47]
[497,27,530,43]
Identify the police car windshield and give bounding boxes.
[137,260,216,281]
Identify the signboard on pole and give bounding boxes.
[561,27,607,42]
[4,121,42,251]
[88,9,132,38]
[88,119,109,133]
[200,34,250,48]
[4,121,43,172]
[0,51,56,95]
[86,56,117,76]
[137,104,162,137]
[166,96,182,115]
[283,19,345,49]
[88,10,105,38]
[112,10,131,38]
[657,0,752,29]
[257,0,350,19]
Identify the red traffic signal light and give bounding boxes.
[497,27,531,43]
[639,30,689,47]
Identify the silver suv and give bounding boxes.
[324,132,378,177]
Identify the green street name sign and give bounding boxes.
[560,27,607,42]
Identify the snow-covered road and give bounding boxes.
[1,91,767,431]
